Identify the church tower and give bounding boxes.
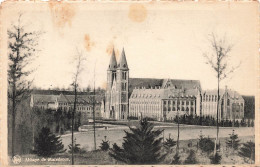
[105,48,129,120]
[116,48,129,120]
[105,49,117,119]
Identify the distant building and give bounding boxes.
[104,48,244,121]
[30,93,104,124]
[104,48,202,121]
[129,81,201,121]
[201,87,244,121]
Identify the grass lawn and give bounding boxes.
[11,135,254,165]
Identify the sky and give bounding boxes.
[1,1,258,95]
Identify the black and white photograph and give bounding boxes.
[0,1,258,166]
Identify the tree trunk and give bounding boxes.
[214,69,220,155]
[11,79,16,157]
[177,110,180,154]
[71,85,77,165]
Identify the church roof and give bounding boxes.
[117,48,128,70]
[107,48,117,71]
[130,87,199,100]
[130,88,165,99]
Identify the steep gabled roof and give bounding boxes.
[117,48,128,70]
[202,89,244,101]
[129,78,163,95]
[107,48,117,71]
[32,94,59,103]
[128,78,201,95]
[168,79,201,90]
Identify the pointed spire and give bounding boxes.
[108,48,117,71]
[117,48,129,70]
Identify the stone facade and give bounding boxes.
[201,87,244,121]
[104,48,244,121]
[30,93,104,124]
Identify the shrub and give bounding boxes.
[184,149,197,164]
[109,119,166,164]
[209,152,222,164]
[163,136,176,149]
[198,136,215,153]
[250,120,254,127]
[100,140,110,151]
[127,116,138,120]
[171,152,181,164]
[68,138,81,154]
[226,130,240,150]
[33,127,66,157]
[239,141,255,163]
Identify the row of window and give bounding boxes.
[130,105,160,112]
[203,95,218,102]
[130,101,160,105]
[164,106,194,112]
[109,71,127,81]
[164,100,194,105]
[132,94,161,98]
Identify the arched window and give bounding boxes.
[227,99,230,106]
[186,107,189,111]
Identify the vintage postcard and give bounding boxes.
[0,1,259,166]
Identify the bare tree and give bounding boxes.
[203,33,239,155]
[70,49,86,165]
[8,14,41,157]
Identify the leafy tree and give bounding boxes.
[70,49,86,164]
[184,149,197,164]
[8,14,42,157]
[203,33,239,154]
[209,152,222,164]
[242,96,255,119]
[226,130,240,150]
[239,141,255,164]
[109,119,166,164]
[171,152,181,164]
[34,127,66,157]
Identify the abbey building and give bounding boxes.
[104,48,244,121]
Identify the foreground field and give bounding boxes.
[61,125,254,151]
[12,135,254,165]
